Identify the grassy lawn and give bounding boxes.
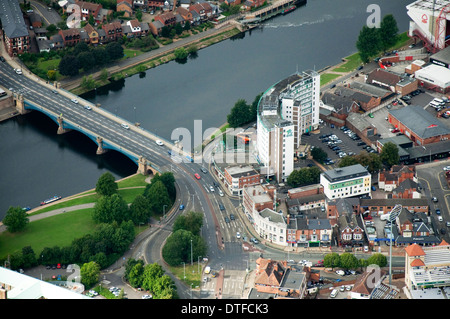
[0,174,150,260]
[123,49,145,60]
[332,52,362,73]
[0,208,96,259]
[168,262,202,288]
[320,73,342,86]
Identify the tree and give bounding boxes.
[174,47,188,61]
[173,211,203,235]
[380,142,399,167]
[142,262,165,292]
[311,147,328,163]
[95,172,118,196]
[174,22,183,35]
[77,51,96,71]
[73,41,89,56]
[323,252,340,270]
[378,14,399,51]
[58,55,80,76]
[356,25,381,63]
[227,99,252,128]
[249,93,263,121]
[339,253,359,270]
[92,194,129,224]
[80,261,100,288]
[93,47,110,65]
[130,194,151,225]
[105,42,124,60]
[366,253,388,268]
[144,180,172,216]
[2,206,29,232]
[21,246,38,268]
[162,229,207,266]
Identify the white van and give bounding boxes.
[121,123,129,130]
[330,289,338,298]
[429,101,441,108]
[204,266,211,274]
[380,214,390,221]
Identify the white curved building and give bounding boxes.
[256,70,320,182]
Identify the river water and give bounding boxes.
[0,0,412,218]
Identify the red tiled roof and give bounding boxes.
[410,258,425,267]
[405,243,425,256]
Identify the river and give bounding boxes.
[0,0,412,219]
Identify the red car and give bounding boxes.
[194,173,201,180]
[391,128,400,133]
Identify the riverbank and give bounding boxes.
[63,25,242,96]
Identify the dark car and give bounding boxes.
[219,204,225,211]
[230,213,235,220]
[224,216,230,223]
[441,228,446,235]
[0,56,5,62]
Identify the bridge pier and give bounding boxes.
[14,94,29,115]
[57,116,71,134]
[96,137,108,155]
[137,156,157,176]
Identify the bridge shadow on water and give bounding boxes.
[21,111,137,177]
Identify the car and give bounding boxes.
[121,123,129,129]
[438,216,443,222]
[432,197,438,203]
[357,65,363,70]
[142,294,152,299]
[0,56,5,62]
[236,232,241,239]
[391,128,400,133]
[218,189,224,197]
[229,213,235,220]
[27,9,34,13]
[15,68,22,75]
[155,140,164,146]
[84,105,92,110]
[194,173,201,180]
[251,237,259,244]
[368,113,374,118]
[436,209,441,215]
[71,98,78,104]
[224,216,230,223]
[443,166,450,171]
[330,289,338,298]
[335,270,345,276]
[209,185,215,192]
[179,204,185,210]
[339,286,345,292]
[447,221,450,227]
[219,204,225,211]
[52,89,58,94]
[371,186,376,191]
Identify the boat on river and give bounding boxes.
[40,195,62,206]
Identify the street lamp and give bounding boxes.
[182,262,186,279]
[191,239,193,266]
[163,205,168,220]
[388,204,402,286]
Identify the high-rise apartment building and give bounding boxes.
[257,71,320,182]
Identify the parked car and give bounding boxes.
[336,270,345,276]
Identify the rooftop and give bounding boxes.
[321,164,369,183]
[0,0,29,39]
[389,105,450,139]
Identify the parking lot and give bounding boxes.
[302,124,375,167]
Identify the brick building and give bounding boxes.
[0,0,30,56]
[378,165,417,192]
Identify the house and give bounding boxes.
[117,0,134,18]
[0,0,30,56]
[366,68,418,96]
[253,258,307,298]
[148,0,166,10]
[378,165,417,192]
[149,20,164,36]
[285,184,326,212]
[326,197,361,225]
[254,208,287,246]
[359,198,429,215]
[76,1,103,23]
[83,23,99,45]
[176,7,193,24]
[223,165,260,196]
[333,86,382,113]
[242,184,275,221]
[189,2,213,22]
[394,209,440,247]
[390,178,420,199]
[287,215,332,248]
[102,21,123,42]
[338,212,364,247]
[29,13,42,28]
[59,28,81,47]
[349,268,387,299]
[154,11,177,27]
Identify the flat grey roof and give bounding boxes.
[321,164,369,183]
[389,105,450,139]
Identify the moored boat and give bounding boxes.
[40,195,62,206]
